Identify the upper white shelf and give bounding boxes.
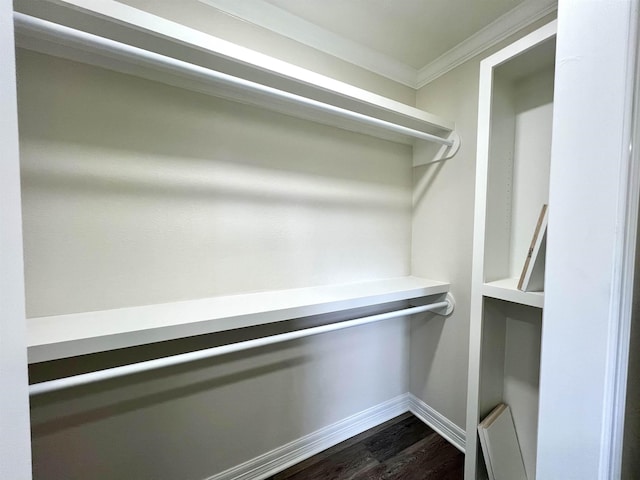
[482,278,544,309]
[13,0,459,154]
[28,276,450,364]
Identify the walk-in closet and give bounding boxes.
[1,1,638,479]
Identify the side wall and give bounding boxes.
[0,0,32,478]
[20,50,414,480]
[623,19,640,475]
[537,1,639,478]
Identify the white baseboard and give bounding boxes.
[407,393,466,453]
[205,392,466,480]
[205,394,411,480]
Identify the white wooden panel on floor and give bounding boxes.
[478,404,527,480]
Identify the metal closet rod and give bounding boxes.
[29,298,452,396]
[14,13,454,147]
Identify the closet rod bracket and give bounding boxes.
[442,292,456,316]
[413,131,461,167]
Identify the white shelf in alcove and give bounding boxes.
[27,276,449,364]
[482,278,544,309]
[12,0,459,155]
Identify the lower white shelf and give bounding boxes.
[482,278,544,308]
[27,276,449,363]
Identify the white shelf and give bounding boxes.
[27,276,449,364]
[13,0,459,154]
[483,278,544,309]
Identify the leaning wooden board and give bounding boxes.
[478,403,527,480]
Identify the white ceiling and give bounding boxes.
[263,0,526,68]
[198,0,557,87]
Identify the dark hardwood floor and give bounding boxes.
[267,413,464,480]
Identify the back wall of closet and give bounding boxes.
[20,46,414,479]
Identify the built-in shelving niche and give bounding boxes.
[468,20,556,480]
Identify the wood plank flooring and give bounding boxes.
[267,413,464,480]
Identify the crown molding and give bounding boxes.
[198,0,417,88]
[416,0,558,88]
[199,0,557,91]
